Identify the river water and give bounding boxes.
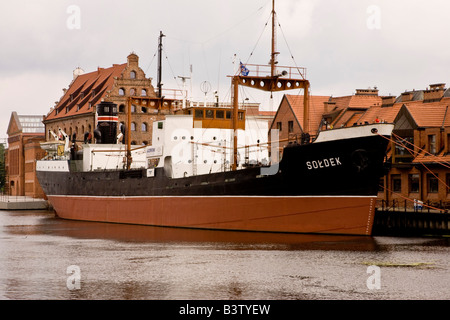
[0,209,449,302]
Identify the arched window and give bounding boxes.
[119,88,125,96]
[130,88,136,96]
[131,122,136,131]
[119,104,125,113]
[131,105,137,113]
[141,123,148,132]
[130,71,136,79]
[141,89,147,96]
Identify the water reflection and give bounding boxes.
[1,210,449,300]
[19,214,382,252]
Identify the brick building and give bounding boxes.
[380,84,450,208]
[270,84,450,208]
[44,53,180,147]
[5,112,46,198]
[270,88,382,150]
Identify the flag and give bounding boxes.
[240,61,249,76]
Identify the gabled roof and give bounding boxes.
[7,112,45,136]
[328,94,382,128]
[45,63,127,121]
[404,100,450,128]
[284,94,331,133]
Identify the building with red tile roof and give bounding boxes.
[43,53,182,147]
[270,83,450,209]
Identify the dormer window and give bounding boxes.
[130,71,136,79]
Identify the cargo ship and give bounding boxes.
[36,1,394,236]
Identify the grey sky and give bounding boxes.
[2,0,450,140]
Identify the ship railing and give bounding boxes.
[0,192,47,203]
[241,63,307,80]
[376,199,449,214]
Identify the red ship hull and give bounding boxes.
[48,195,376,236]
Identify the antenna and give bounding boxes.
[157,31,165,98]
[178,76,190,108]
[200,81,211,107]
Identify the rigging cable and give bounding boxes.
[376,131,450,191]
[278,22,306,80]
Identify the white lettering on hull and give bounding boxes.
[306,157,342,170]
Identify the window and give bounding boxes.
[205,110,214,119]
[288,120,294,133]
[395,136,413,156]
[119,104,125,113]
[158,122,163,129]
[226,111,231,119]
[131,122,136,131]
[195,109,204,119]
[216,110,224,119]
[130,71,136,79]
[238,112,244,120]
[130,88,136,96]
[141,89,147,96]
[428,135,436,155]
[276,122,282,131]
[141,123,148,132]
[427,174,439,193]
[378,177,385,192]
[409,174,420,193]
[392,174,401,192]
[119,88,125,96]
[131,105,137,113]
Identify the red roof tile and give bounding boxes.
[285,94,331,132]
[404,100,450,128]
[45,63,127,121]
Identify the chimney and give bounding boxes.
[127,52,139,67]
[323,101,336,114]
[423,83,445,102]
[401,91,413,102]
[355,88,379,96]
[381,95,396,107]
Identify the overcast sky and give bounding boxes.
[1,0,450,141]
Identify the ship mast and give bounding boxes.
[270,0,278,78]
[231,0,310,171]
[157,30,165,98]
[126,31,166,170]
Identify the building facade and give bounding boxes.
[5,112,46,198]
[43,53,181,147]
[270,84,450,209]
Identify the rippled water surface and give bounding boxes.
[0,210,448,300]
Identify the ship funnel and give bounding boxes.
[96,101,118,144]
